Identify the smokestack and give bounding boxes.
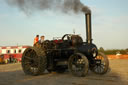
[85,13,92,44]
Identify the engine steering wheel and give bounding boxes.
[62,34,71,41]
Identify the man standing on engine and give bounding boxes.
[39,35,45,43]
[34,35,39,45]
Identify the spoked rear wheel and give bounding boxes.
[22,47,46,76]
[68,53,89,77]
[90,52,109,74]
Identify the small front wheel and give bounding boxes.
[68,53,89,77]
[90,52,109,74]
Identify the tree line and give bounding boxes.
[98,47,128,55]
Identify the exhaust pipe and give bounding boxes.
[85,13,92,44]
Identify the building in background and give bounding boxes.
[0,46,30,64]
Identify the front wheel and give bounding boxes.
[90,52,109,74]
[68,53,89,77]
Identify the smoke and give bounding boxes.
[5,0,91,14]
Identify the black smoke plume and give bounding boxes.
[5,0,91,14]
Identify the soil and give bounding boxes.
[0,59,128,85]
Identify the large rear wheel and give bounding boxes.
[22,47,47,76]
[68,53,89,77]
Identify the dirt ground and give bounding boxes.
[0,59,128,85]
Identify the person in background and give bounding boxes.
[39,36,45,43]
[34,35,39,45]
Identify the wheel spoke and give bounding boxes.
[31,67,38,74]
[94,65,98,72]
[98,66,101,73]
[24,65,31,71]
[101,63,105,67]
[99,65,104,72]
[24,56,33,60]
[24,62,31,65]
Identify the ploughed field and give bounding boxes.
[0,59,128,85]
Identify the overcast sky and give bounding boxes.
[0,0,128,49]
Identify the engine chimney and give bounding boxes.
[85,13,92,44]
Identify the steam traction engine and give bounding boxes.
[22,13,109,77]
